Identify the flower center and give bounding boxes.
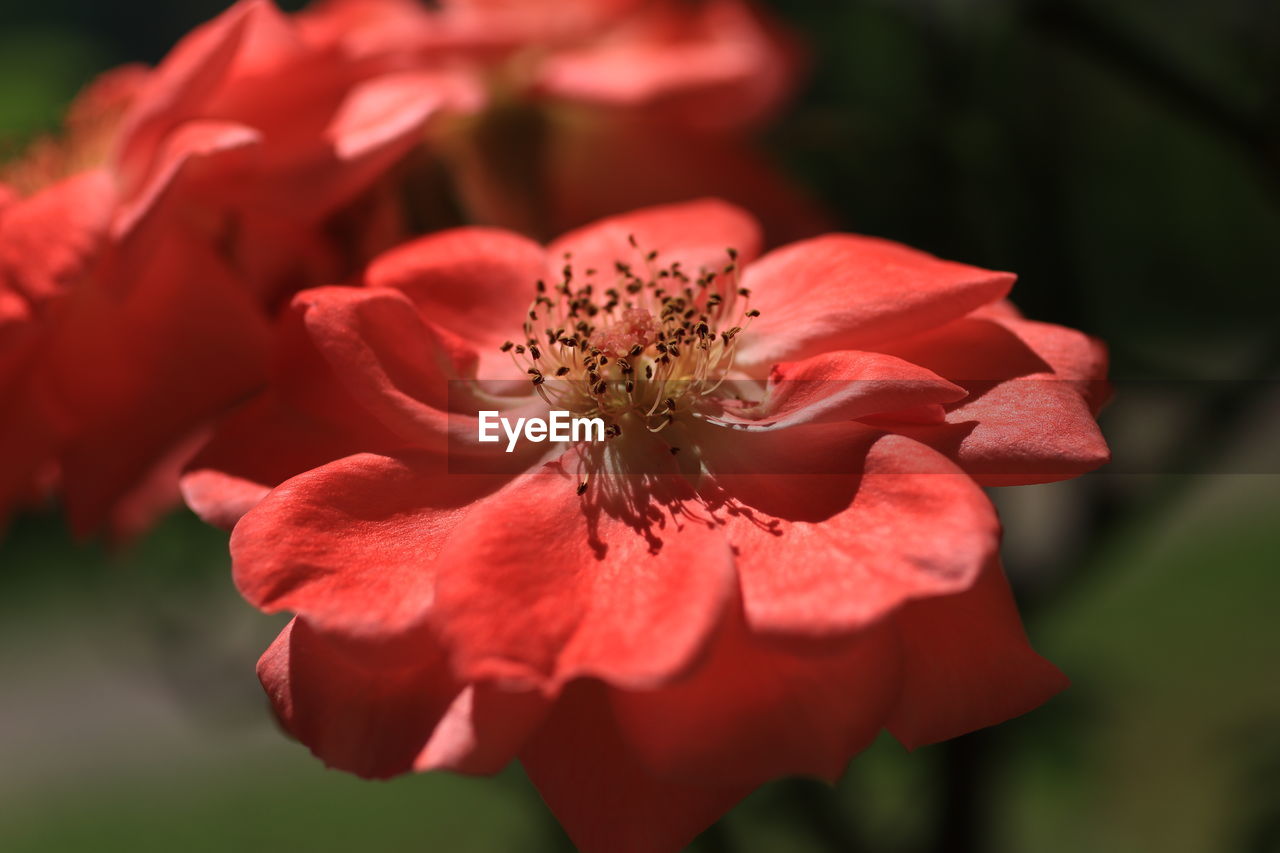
[500,240,760,443]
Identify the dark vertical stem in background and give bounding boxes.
[936,732,993,853]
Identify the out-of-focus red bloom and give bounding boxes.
[0,0,466,537]
[190,200,1109,852]
[297,0,829,243]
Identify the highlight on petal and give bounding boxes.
[736,234,1015,366]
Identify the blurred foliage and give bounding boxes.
[1,0,1278,851]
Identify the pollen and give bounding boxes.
[501,240,762,460]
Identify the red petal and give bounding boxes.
[48,230,271,537]
[547,198,764,283]
[881,315,1110,484]
[414,684,549,775]
[182,391,393,530]
[230,451,500,637]
[887,558,1069,748]
[536,0,801,130]
[611,600,901,784]
[542,120,830,246]
[432,457,737,690]
[114,0,272,189]
[114,119,261,241]
[295,285,460,447]
[364,227,546,377]
[259,617,460,779]
[0,170,116,305]
[708,349,965,430]
[711,429,999,636]
[522,679,752,853]
[736,235,1014,367]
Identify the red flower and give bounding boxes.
[194,200,1108,851]
[0,0,464,537]
[297,0,829,243]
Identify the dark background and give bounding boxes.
[1,1,1278,851]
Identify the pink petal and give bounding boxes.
[736,234,1014,367]
[113,0,275,189]
[887,558,1069,748]
[542,119,831,246]
[547,198,764,283]
[881,315,1110,484]
[712,429,999,636]
[522,680,752,853]
[182,391,396,530]
[113,119,261,241]
[0,170,116,305]
[230,451,501,637]
[536,0,801,130]
[610,600,901,784]
[414,684,549,775]
[364,226,546,377]
[48,230,271,537]
[432,456,737,690]
[294,285,462,446]
[259,617,460,778]
[709,349,965,430]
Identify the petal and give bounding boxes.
[521,679,752,853]
[887,558,1069,749]
[414,684,549,775]
[113,0,274,188]
[432,456,737,690]
[881,315,1110,484]
[259,617,460,779]
[536,0,801,130]
[542,119,831,246]
[708,349,965,430]
[0,170,116,304]
[708,428,1000,636]
[182,392,390,530]
[230,451,502,637]
[610,600,901,785]
[735,235,1014,367]
[113,119,262,241]
[295,285,461,446]
[319,70,477,207]
[48,230,271,537]
[547,198,764,283]
[364,226,547,376]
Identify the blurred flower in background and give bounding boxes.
[0,0,824,544]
